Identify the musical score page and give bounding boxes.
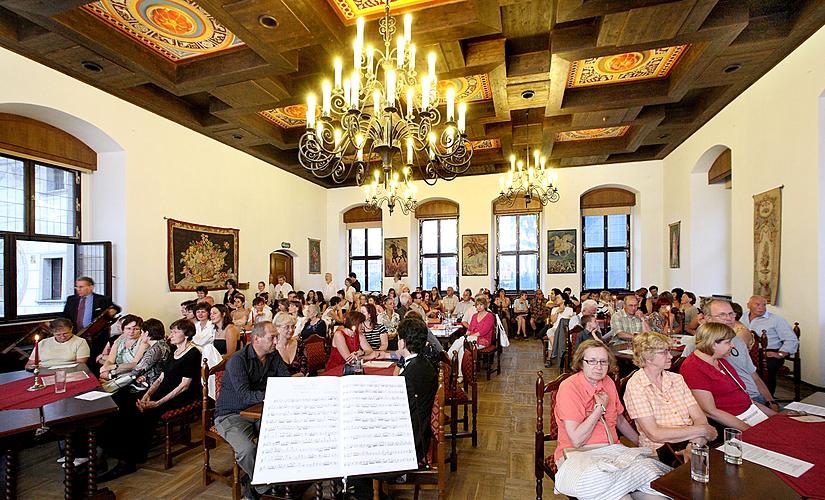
[340,376,418,476]
[252,377,341,485]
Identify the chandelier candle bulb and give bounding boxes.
[356,17,365,49]
[409,44,416,71]
[540,156,546,169]
[406,88,414,117]
[407,137,413,164]
[333,129,342,147]
[499,176,505,193]
[386,70,396,106]
[446,86,455,122]
[373,89,381,115]
[534,149,540,167]
[367,45,374,74]
[353,39,361,70]
[343,79,351,107]
[357,148,363,162]
[397,36,405,68]
[457,102,466,133]
[306,94,316,128]
[322,80,332,115]
[316,121,324,140]
[351,72,360,109]
[428,52,436,82]
[334,58,342,88]
[404,13,412,41]
[421,76,430,109]
[510,154,516,170]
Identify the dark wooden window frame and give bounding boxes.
[495,213,540,293]
[418,217,459,294]
[348,226,383,293]
[581,214,631,292]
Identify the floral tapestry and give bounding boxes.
[753,187,782,305]
[167,218,239,291]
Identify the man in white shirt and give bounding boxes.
[441,287,459,315]
[453,289,474,319]
[273,275,293,300]
[344,278,357,305]
[26,318,90,368]
[569,299,599,330]
[321,273,337,303]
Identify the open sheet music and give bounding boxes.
[252,375,418,485]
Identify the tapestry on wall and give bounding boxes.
[308,239,321,274]
[166,218,239,292]
[669,222,681,269]
[547,229,576,274]
[753,187,782,305]
[461,234,488,276]
[384,237,408,277]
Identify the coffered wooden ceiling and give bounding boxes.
[0,0,823,187]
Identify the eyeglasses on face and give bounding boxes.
[712,312,736,318]
[582,359,609,366]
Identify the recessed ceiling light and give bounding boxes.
[81,61,103,73]
[521,90,535,99]
[723,63,741,74]
[232,134,243,140]
[258,14,278,29]
[658,134,670,140]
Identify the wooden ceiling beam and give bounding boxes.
[555,0,681,24]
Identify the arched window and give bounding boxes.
[580,187,635,291]
[493,197,541,293]
[343,205,383,293]
[416,200,458,292]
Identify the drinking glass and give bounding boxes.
[354,357,363,374]
[690,444,709,483]
[724,428,743,465]
[54,369,67,394]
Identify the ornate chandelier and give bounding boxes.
[298,0,472,191]
[497,147,560,207]
[364,166,417,215]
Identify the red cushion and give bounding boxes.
[161,401,199,420]
[461,349,475,383]
[445,385,467,403]
[478,344,497,353]
[544,454,558,474]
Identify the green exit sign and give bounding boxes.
[281,242,291,249]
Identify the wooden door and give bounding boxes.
[270,251,293,287]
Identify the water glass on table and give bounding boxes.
[690,443,709,483]
[724,428,743,465]
[54,368,67,394]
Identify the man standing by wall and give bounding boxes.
[62,276,114,372]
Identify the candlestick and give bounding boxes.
[409,44,416,71]
[428,52,436,82]
[33,333,39,366]
[446,86,455,122]
[367,45,374,75]
[406,88,414,117]
[386,70,396,106]
[373,89,381,115]
[457,102,466,133]
[397,36,405,68]
[322,80,331,115]
[356,17,365,49]
[334,58,342,89]
[421,76,430,110]
[407,137,414,164]
[404,14,412,41]
[306,94,316,129]
[351,72,360,109]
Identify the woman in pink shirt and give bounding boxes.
[448,297,494,364]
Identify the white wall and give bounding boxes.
[325,160,664,295]
[0,47,328,324]
[663,25,825,385]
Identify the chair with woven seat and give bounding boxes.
[476,315,502,380]
[374,362,448,500]
[158,398,201,469]
[201,358,241,500]
[445,339,478,471]
[535,370,573,500]
[303,334,327,376]
[779,322,802,402]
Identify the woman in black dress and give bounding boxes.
[98,319,202,482]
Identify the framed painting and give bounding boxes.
[167,218,239,291]
[547,229,576,274]
[384,237,408,277]
[669,222,681,268]
[461,234,488,276]
[308,238,321,274]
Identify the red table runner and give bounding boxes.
[742,414,825,499]
[321,364,397,377]
[0,374,101,410]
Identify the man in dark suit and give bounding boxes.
[62,276,115,373]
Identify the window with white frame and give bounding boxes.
[419,218,458,292]
[582,214,630,291]
[348,226,383,293]
[495,213,539,292]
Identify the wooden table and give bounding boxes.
[0,365,117,500]
[240,403,263,420]
[651,448,798,499]
[800,391,825,407]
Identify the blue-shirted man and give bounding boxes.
[743,295,798,395]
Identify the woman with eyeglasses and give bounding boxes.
[623,332,718,465]
[553,340,671,499]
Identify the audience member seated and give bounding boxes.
[730,302,753,348]
[287,300,306,334]
[273,274,293,301]
[273,313,305,374]
[326,311,377,371]
[512,291,529,339]
[440,287,458,315]
[360,303,388,350]
[300,304,327,340]
[624,332,718,464]
[214,321,293,498]
[324,296,346,326]
[647,298,673,335]
[98,319,202,482]
[26,318,90,368]
[254,281,269,304]
[597,291,616,317]
[426,287,442,317]
[247,297,273,327]
[192,303,216,347]
[609,294,646,344]
[493,289,511,335]
[680,323,775,431]
[678,292,699,334]
[529,289,549,336]
[195,285,215,306]
[553,340,671,499]
[100,315,147,380]
[230,294,249,327]
[121,318,169,391]
[210,304,240,356]
[378,297,400,334]
[570,299,599,330]
[396,292,412,319]
[743,295,798,396]
[222,279,239,306]
[574,315,604,347]
[410,291,428,321]
[447,297,494,364]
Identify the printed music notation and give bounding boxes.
[252,376,418,485]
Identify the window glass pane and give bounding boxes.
[518,253,537,291]
[350,228,365,256]
[583,216,604,249]
[607,251,628,289]
[440,256,457,291]
[607,215,628,247]
[422,257,438,290]
[77,244,107,297]
[519,215,538,251]
[35,165,76,237]
[498,216,517,251]
[421,220,438,254]
[350,260,365,291]
[367,227,382,256]
[439,219,457,254]
[16,240,75,315]
[0,239,4,317]
[367,260,382,293]
[498,255,517,290]
[0,156,25,232]
[584,252,605,290]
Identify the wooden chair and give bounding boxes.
[476,315,501,380]
[303,334,327,376]
[563,325,583,373]
[755,329,769,380]
[535,370,574,500]
[669,354,686,373]
[201,358,241,500]
[375,363,448,500]
[158,399,200,469]
[776,322,802,402]
[445,339,478,471]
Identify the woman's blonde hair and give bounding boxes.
[632,332,673,368]
[695,322,735,355]
[475,296,489,309]
[571,340,615,373]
